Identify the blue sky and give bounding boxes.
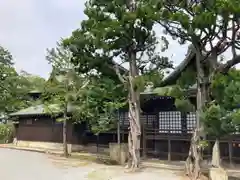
[0,0,188,79]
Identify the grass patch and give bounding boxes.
[70,153,119,165]
[87,167,121,180]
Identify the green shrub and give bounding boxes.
[0,124,14,144]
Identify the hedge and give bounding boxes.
[0,124,14,144]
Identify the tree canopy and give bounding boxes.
[43,42,126,134]
[0,47,32,114]
[0,45,48,116]
[63,0,173,88]
[63,0,175,169]
[201,69,240,138]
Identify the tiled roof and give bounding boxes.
[160,44,196,86]
[9,104,73,117]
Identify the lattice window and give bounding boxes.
[187,112,196,131]
[26,119,33,125]
[119,112,129,127]
[140,114,156,128]
[159,111,181,133]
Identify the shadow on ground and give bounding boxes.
[229,176,240,180]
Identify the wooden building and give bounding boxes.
[9,89,180,154]
[154,45,240,163]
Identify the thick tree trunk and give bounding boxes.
[127,100,141,169]
[63,110,68,157]
[126,51,141,171]
[212,138,221,167]
[185,128,202,180]
[185,50,204,180]
[196,51,205,129]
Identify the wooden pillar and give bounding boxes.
[117,110,120,145]
[121,112,125,142]
[142,114,147,159]
[96,135,99,153]
[228,139,233,167]
[181,112,187,134]
[168,130,171,161]
[207,138,212,161]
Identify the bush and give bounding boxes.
[0,124,14,144]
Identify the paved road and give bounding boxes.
[0,148,95,180]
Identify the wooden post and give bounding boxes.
[96,134,99,153]
[63,108,68,157]
[168,131,171,161]
[142,114,147,159]
[228,139,233,167]
[117,110,121,145]
[207,139,212,161]
[181,112,187,134]
[121,112,125,142]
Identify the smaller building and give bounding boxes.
[9,104,76,150]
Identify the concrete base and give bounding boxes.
[109,143,128,165]
[16,140,72,153]
[71,144,109,154]
[15,140,110,154]
[209,167,228,180]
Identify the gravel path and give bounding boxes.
[0,148,181,180]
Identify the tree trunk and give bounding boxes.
[127,100,141,170]
[185,128,202,180]
[196,51,204,129]
[126,51,141,171]
[212,138,221,167]
[63,110,68,157]
[185,50,204,180]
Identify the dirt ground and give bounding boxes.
[0,148,183,180]
[48,154,183,180]
[1,147,240,180]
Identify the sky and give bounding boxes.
[0,0,190,79]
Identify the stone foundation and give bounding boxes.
[71,144,109,154]
[109,143,128,165]
[16,140,72,152]
[15,140,109,154]
[209,167,228,180]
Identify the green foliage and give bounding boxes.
[154,85,194,112]
[175,98,195,112]
[44,42,126,134]
[153,0,240,47]
[201,103,234,137]
[19,71,46,92]
[199,140,209,149]
[71,76,126,134]
[211,69,240,110]
[43,43,88,119]
[63,0,172,90]
[0,46,41,114]
[201,69,240,137]
[177,67,196,89]
[0,123,14,143]
[0,46,13,65]
[154,66,196,112]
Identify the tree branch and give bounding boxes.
[113,64,127,83]
[81,80,90,88]
[219,55,240,73]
